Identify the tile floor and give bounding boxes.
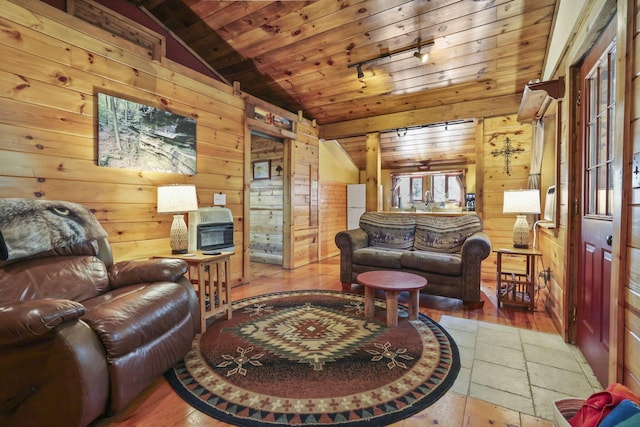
[438,315,603,421]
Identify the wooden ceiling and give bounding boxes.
[139,0,557,170]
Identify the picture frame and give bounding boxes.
[253,160,271,180]
[97,92,196,175]
[411,177,423,201]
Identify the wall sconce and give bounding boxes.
[157,184,199,254]
[503,189,541,248]
[276,165,283,176]
[348,38,434,79]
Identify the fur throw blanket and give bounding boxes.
[0,198,108,261]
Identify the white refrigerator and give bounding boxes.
[347,184,366,229]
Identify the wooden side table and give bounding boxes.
[356,271,427,327]
[153,251,233,333]
[494,247,542,311]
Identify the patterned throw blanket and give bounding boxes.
[0,198,107,261]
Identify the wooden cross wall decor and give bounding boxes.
[491,137,524,175]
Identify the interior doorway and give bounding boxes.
[250,130,285,265]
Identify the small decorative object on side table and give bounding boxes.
[495,247,542,311]
[153,251,233,333]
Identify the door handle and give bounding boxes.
[606,235,613,246]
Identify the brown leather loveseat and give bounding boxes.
[0,198,199,427]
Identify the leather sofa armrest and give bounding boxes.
[108,258,189,289]
[0,299,85,347]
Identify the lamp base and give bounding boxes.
[512,214,531,249]
[169,214,189,254]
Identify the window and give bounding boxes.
[391,170,466,209]
[431,174,463,204]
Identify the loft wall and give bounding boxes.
[0,0,247,284]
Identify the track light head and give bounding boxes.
[348,38,434,80]
[414,51,428,63]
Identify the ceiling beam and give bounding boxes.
[319,94,522,140]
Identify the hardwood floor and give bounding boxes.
[91,256,557,427]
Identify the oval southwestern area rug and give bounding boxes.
[165,290,460,426]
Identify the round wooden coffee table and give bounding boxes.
[356,271,428,327]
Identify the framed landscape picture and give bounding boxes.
[97,93,196,175]
[253,160,271,180]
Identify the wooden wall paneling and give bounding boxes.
[291,120,320,268]
[481,114,532,282]
[309,165,318,227]
[0,1,247,284]
[67,0,166,61]
[365,133,381,212]
[319,181,346,260]
[624,283,640,393]
[619,0,640,390]
[475,118,485,217]
[320,95,522,140]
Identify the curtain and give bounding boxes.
[528,119,544,224]
[455,174,465,207]
[391,176,400,208]
[528,119,544,190]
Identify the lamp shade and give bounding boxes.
[503,189,541,214]
[157,184,198,214]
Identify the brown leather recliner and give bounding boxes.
[0,200,199,427]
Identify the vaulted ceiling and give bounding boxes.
[139,0,557,170]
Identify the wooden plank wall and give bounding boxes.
[291,120,320,268]
[250,138,284,264]
[0,1,247,284]
[625,0,640,393]
[319,181,347,260]
[536,106,568,338]
[480,115,533,280]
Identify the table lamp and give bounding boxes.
[157,184,199,254]
[503,189,541,248]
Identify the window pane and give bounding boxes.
[587,169,596,215]
[598,114,607,164]
[588,76,597,122]
[599,62,608,116]
[607,163,613,215]
[447,176,461,201]
[597,165,607,215]
[432,175,445,202]
[608,51,616,159]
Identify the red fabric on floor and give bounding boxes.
[568,383,640,427]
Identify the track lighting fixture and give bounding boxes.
[413,38,429,63]
[388,119,474,137]
[348,38,434,79]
